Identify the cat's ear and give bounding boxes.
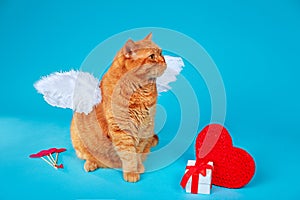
[123,39,136,58]
[144,33,152,41]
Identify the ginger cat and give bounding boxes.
[70,33,167,182]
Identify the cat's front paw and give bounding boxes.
[123,172,140,182]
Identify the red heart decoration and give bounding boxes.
[195,124,255,188]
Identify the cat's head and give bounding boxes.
[119,33,167,79]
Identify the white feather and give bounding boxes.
[157,55,184,93]
[34,70,101,114]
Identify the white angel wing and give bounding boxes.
[157,55,185,93]
[34,55,183,114]
[34,70,101,114]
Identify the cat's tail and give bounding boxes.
[34,70,102,114]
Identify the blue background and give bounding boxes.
[1,0,300,199]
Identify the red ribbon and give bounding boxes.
[180,161,213,194]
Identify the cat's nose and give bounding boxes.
[159,56,166,65]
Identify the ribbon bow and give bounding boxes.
[180,161,213,194]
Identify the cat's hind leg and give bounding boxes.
[151,134,159,147]
[136,134,159,173]
[73,137,108,172]
[71,119,108,172]
[84,155,108,172]
[140,134,159,159]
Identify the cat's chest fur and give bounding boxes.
[128,82,157,136]
[102,73,157,138]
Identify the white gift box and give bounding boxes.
[184,160,213,194]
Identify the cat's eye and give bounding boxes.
[149,54,155,59]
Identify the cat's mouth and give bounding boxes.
[147,63,167,78]
[132,63,166,79]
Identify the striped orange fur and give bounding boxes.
[70,33,167,182]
